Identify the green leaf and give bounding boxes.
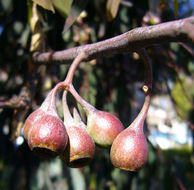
[171,76,193,119]
[51,0,72,17]
[1,0,12,11]
[106,0,121,21]
[63,0,88,32]
[33,0,55,13]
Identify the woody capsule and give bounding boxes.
[60,90,95,168]
[23,84,68,158]
[110,86,150,171]
[69,84,124,147]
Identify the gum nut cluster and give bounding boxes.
[23,89,68,158]
[23,82,150,171]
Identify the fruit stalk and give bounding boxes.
[64,51,86,85]
[138,48,152,93]
[69,83,96,115]
[110,48,152,171]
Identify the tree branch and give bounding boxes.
[33,16,194,64]
[0,88,30,109]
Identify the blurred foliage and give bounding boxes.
[171,75,194,119]
[0,0,194,190]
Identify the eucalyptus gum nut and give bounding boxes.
[110,95,150,171]
[67,85,124,147]
[28,114,68,158]
[62,90,95,167]
[110,128,148,171]
[23,108,45,140]
[23,84,69,158]
[87,110,124,147]
[60,125,95,168]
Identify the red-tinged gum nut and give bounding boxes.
[110,128,148,171]
[23,108,45,140]
[61,126,95,168]
[87,110,124,147]
[110,95,150,171]
[28,114,68,158]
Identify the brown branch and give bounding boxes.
[0,89,30,109]
[174,176,187,190]
[179,42,194,56]
[0,99,26,109]
[32,16,194,64]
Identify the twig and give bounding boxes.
[138,49,152,94]
[32,16,194,64]
[0,93,30,109]
[179,42,194,56]
[0,99,27,109]
[120,0,133,8]
[174,176,187,190]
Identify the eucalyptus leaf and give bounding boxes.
[51,0,72,17]
[30,4,45,51]
[106,0,121,21]
[63,0,88,32]
[33,0,55,13]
